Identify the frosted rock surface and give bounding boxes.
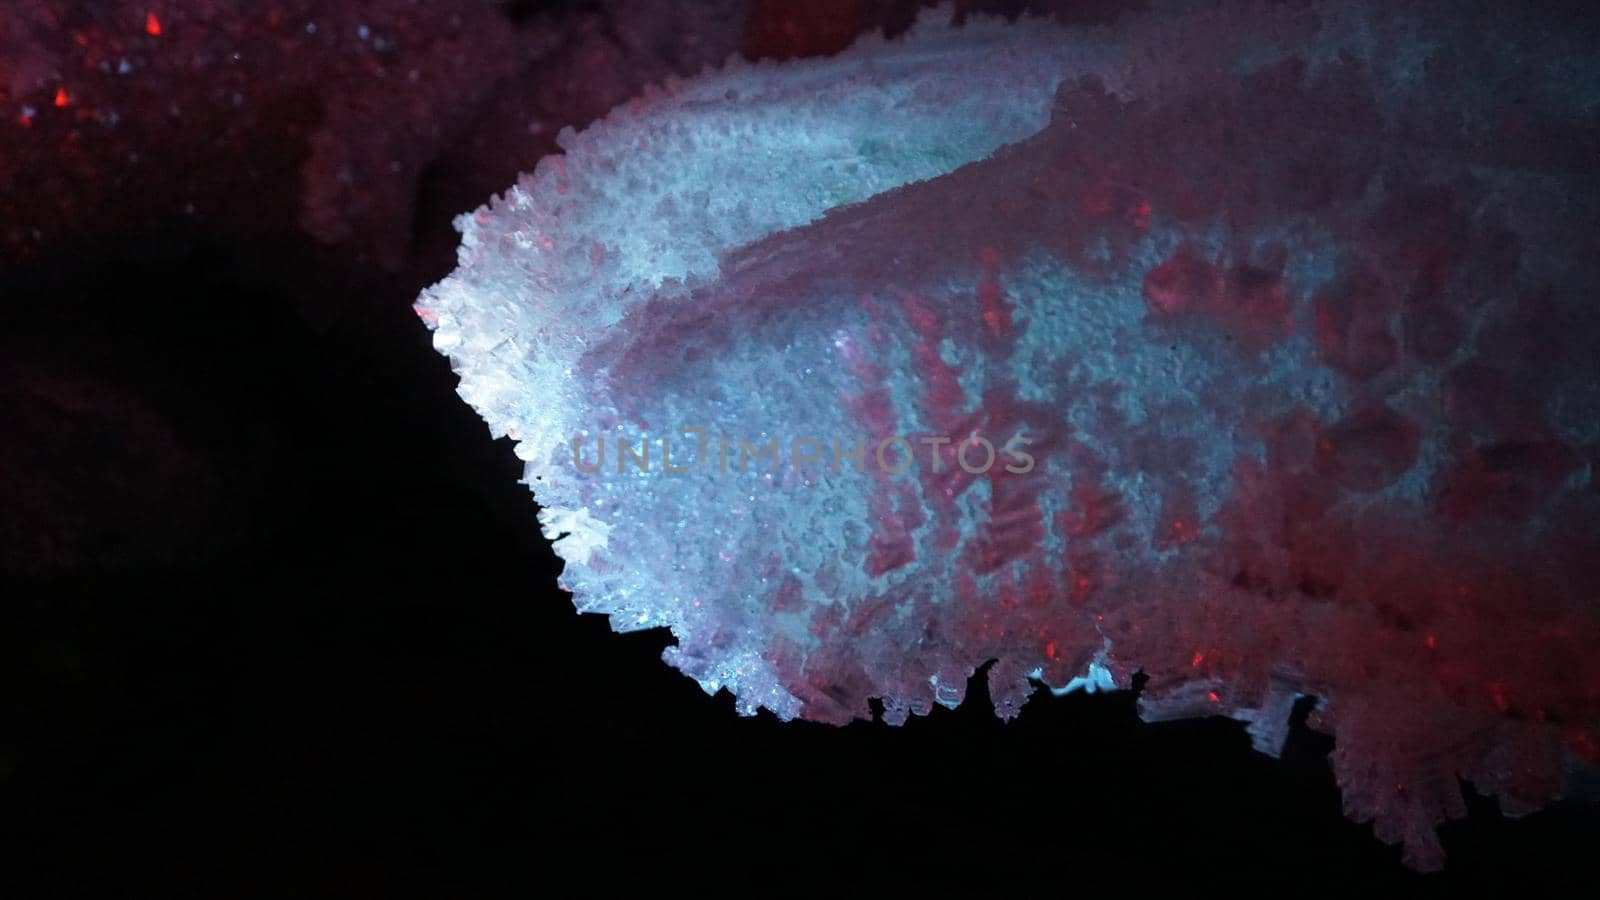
[418,3,1600,869]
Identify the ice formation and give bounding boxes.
[417,2,1600,869]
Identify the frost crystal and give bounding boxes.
[417,3,1600,869]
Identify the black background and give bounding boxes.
[2,231,1597,897]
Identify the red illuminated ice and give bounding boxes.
[417,3,1600,870]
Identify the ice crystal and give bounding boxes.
[417,3,1600,869]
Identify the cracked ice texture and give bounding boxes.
[417,3,1600,869]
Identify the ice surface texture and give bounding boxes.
[417,3,1600,869]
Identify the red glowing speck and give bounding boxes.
[146,12,163,36]
[53,88,69,108]
[1133,199,1152,230]
[1045,641,1059,661]
[1207,691,1220,704]
[1569,729,1600,763]
[1425,634,1437,650]
[1190,651,1205,668]
[1489,682,1509,712]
